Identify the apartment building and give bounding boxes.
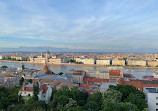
[144,87,158,111]
[49,58,69,64]
[112,59,125,66]
[148,61,158,67]
[67,69,86,84]
[75,58,95,65]
[96,59,110,66]
[127,60,146,66]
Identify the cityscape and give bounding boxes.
[1,0,158,111]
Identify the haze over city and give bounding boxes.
[0,0,158,53]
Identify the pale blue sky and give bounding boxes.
[0,0,158,50]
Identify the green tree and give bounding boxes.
[102,89,122,103]
[1,65,8,69]
[102,102,139,111]
[22,65,25,70]
[19,77,24,86]
[109,85,145,100]
[64,98,80,111]
[33,82,39,101]
[125,93,148,111]
[58,72,63,75]
[28,79,32,83]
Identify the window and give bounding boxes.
[156,103,158,105]
[25,92,26,94]
[156,109,158,111]
[28,94,30,96]
[156,97,158,99]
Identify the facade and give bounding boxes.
[127,60,146,66]
[49,58,69,64]
[67,70,86,84]
[86,70,109,79]
[18,83,52,103]
[112,60,125,66]
[109,70,122,82]
[75,58,95,65]
[144,87,158,111]
[0,55,5,59]
[11,56,27,61]
[96,59,110,66]
[148,61,158,67]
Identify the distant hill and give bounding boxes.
[0,46,157,53]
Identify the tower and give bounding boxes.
[43,52,52,74]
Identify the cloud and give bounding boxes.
[0,0,158,50]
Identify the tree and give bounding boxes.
[22,65,25,70]
[33,82,39,101]
[102,89,122,103]
[85,92,102,111]
[19,77,24,86]
[124,93,148,111]
[84,101,100,111]
[101,102,139,111]
[58,72,63,75]
[64,98,79,111]
[28,79,32,83]
[109,85,145,100]
[1,66,8,69]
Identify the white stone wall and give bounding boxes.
[18,91,34,97]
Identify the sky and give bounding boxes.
[0,0,158,52]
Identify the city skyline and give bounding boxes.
[0,0,158,52]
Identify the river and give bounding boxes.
[0,62,156,80]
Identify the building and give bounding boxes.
[67,69,86,84]
[109,70,123,82]
[18,83,52,103]
[43,58,52,74]
[148,61,158,67]
[49,58,69,64]
[83,77,109,85]
[119,78,158,91]
[127,60,146,66]
[75,58,95,65]
[96,59,110,66]
[112,59,125,66]
[86,70,109,79]
[144,87,158,111]
[0,55,5,59]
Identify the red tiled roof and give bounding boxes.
[80,84,93,89]
[40,85,48,93]
[43,64,48,71]
[83,77,109,83]
[19,85,34,92]
[32,79,39,83]
[119,78,158,91]
[40,78,51,84]
[109,70,121,76]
